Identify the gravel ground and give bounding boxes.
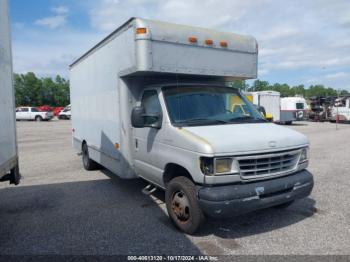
[0,120,349,255]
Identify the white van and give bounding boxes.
[58,104,71,120]
[70,18,313,234]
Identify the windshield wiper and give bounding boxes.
[228,116,267,123]
[176,118,229,125]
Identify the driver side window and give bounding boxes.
[141,90,161,125]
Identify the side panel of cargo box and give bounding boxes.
[70,23,137,178]
[130,18,258,79]
[0,0,18,179]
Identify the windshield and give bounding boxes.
[162,85,266,126]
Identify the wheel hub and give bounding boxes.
[171,191,190,222]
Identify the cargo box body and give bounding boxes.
[70,18,258,179]
[0,0,19,182]
[251,91,281,122]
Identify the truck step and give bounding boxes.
[142,184,157,195]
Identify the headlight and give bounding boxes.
[200,157,239,175]
[299,147,309,163]
[215,158,233,174]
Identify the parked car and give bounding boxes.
[70,18,313,234]
[58,104,71,120]
[0,0,21,185]
[53,107,64,117]
[16,107,53,121]
[37,105,52,112]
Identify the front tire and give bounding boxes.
[82,143,99,171]
[165,176,204,234]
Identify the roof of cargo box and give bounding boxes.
[70,17,257,68]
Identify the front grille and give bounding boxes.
[237,149,301,179]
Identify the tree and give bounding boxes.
[14,72,70,107]
[228,80,249,91]
[250,80,270,91]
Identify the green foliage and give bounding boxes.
[13,72,349,107]
[247,79,349,98]
[14,72,70,107]
[227,80,249,90]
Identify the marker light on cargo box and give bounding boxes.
[136,28,147,34]
[220,41,228,47]
[188,36,198,43]
[205,39,213,45]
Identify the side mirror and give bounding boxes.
[131,106,162,129]
[131,106,145,128]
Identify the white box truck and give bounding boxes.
[0,0,21,185]
[70,18,313,234]
[250,91,295,124]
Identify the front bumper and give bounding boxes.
[197,169,313,218]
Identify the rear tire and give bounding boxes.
[35,116,43,122]
[165,176,204,234]
[274,200,294,209]
[10,165,21,185]
[82,143,99,171]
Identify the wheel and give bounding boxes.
[82,143,99,171]
[10,165,21,185]
[274,200,294,209]
[35,116,43,122]
[165,176,204,234]
[285,121,292,125]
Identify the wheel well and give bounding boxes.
[163,163,194,186]
[35,115,42,119]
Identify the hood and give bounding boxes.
[183,123,308,154]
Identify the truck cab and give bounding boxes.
[130,83,312,233]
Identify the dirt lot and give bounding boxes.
[0,120,349,255]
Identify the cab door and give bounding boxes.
[16,107,29,120]
[133,89,164,186]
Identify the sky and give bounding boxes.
[8,0,350,90]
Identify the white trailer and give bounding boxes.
[250,91,295,124]
[0,0,20,185]
[250,91,281,121]
[70,18,313,234]
[281,97,308,121]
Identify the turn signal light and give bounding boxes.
[136,28,147,34]
[205,39,213,45]
[188,36,198,43]
[220,41,228,47]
